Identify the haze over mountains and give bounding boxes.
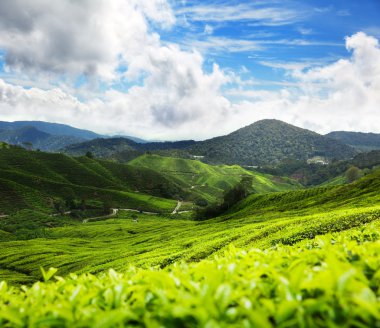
[1,119,380,166]
[326,131,380,152]
[63,119,359,165]
[0,121,145,151]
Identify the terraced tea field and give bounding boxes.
[1,149,379,327]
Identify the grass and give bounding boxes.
[0,147,299,215]
[1,168,379,285]
[0,147,182,214]
[129,154,301,203]
[1,221,380,327]
[0,149,379,326]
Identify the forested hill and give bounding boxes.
[326,131,380,151]
[63,120,357,165]
[64,137,196,160]
[187,119,357,165]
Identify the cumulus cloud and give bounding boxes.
[0,0,379,140]
[0,0,175,80]
[219,33,379,135]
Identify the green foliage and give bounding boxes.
[1,168,379,284]
[326,131,380,151]
[259,150,380,187]
[0,150,379,326]
[63,120,357,166]
[130,154,300,204]
[346,165,361,183]
[1,223,380,327]
[0,146,178,214]
[196,176,253,220]
[187,119,356,165]
[40,267,58,282]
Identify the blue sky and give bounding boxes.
[167,0,380,91]
[0,0,379,139]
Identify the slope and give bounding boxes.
[63,137,196,160]
[63,119,357,166]
[188,119,357,165]
[129,154,301,203]
[2,223,380,327]
[0,145,179,214]
[326,130,380,151]
[1,166,378,285]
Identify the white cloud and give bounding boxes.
[250,32,380,134]
[176,2,302,25]
[0,0,175,80]
[204,24,214,35]
[0,0,379,141]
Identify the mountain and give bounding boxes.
[326,131,380,151]
[0,121,102,140]
[63,120,357,165]
[64,137,196,160]
[0,126,89,151]
[0,121,106,151]
[187,119,357,165]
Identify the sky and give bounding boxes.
[0,0,379,140]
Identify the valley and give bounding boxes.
[1,2,379,326]
[0,121,379,327]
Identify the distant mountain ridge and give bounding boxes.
[0,126,89,151]
[326,131,380,151]
[63,119,357,165]
[0,121,147,151]
[0,121,102,140]
[64,137,196,161]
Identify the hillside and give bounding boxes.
[64,119,357,166]
[0,166,379,283]
[0,145,299,215]
[64,137,196,159]
[0,165,379,326]
[129,154,301,203]
[326,131,380,151]
[0,145,182,214]
[188,119,357,165]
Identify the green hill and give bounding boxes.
[0,145,181,214]
[1,166,379,281]
[188,119,357,165]
[129,154,301,203]
[63,137,195,159]
[0,145,299,215]
[63,120,357,166]
[326,130,380,151]
[0,166,379,326]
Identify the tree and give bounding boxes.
[85,151,94,159]
[195,176,253,220]
[345,166,361,183]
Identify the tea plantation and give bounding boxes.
[1,147,380,326]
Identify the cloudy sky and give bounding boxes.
[0,0,379,140]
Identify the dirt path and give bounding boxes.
[118,209,158,215]
[82,208,118,223]
[171,201,182,214]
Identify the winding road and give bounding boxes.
[171,200,182,214]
